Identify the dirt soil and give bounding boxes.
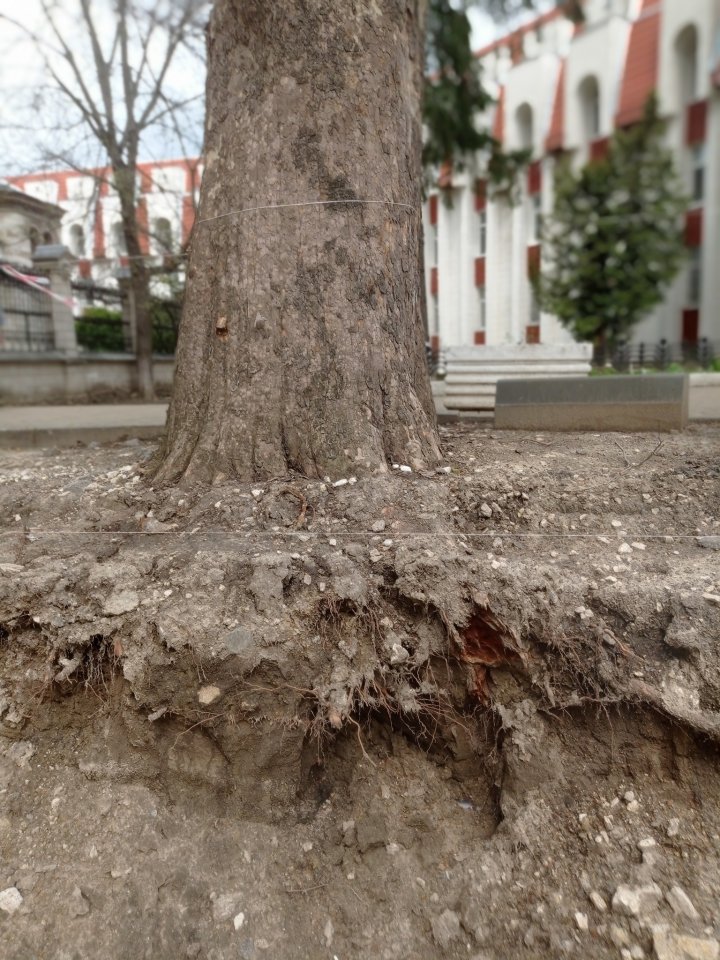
[0,423,719,960]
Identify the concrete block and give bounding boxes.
[443,343,593,412]
[494,375,689,432]
[689,373,720,421]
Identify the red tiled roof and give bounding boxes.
[492,86,505,143]
[474,7,562,61]
[615,3,661,128]
[545,61,566,152]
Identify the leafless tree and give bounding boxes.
[1,0,209,398]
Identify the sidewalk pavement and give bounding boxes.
[0,404,169,449]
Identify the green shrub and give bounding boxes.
[76,302,180,354]
[76,307,126,352]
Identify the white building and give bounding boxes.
[8,159,200,296]
[425,0,720,357]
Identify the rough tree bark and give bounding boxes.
[154,0,440,484]
[115,167,154,400]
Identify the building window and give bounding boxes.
[29,228,39,253]
[687,247,702,305]
[579,75,601,141]
[529,194,542,243]
[153,217,174,255]
[111,222,127,257]
[515,103,534,152]
[676,24,698,106]
[690,144,705,204]
[429,291,439,336]
[69,224,86,257]
[530,291,540,326]
[477,209,487,257]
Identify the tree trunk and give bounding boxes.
[116,170,154,400]
[154,0,439,485]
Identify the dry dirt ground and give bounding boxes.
[0,423,719,960]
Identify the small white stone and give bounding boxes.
[627,800,640,813]
[667,818,680,837]
[611,520,623,528]
[0,887,23,914]
[348,477,357,485]
[399,465,412,473]
[198,685,221,706]
[575,911,589,931]
[251,489,263,498]
[623,790,636,803]
[328,538,337,546]
[612,883,662,918]
[618,543,633,554]
[589,891,607,912]
[637,838,656,850]
[383,539,393,547]
[302,841,313,852]
[631,542,646,551]
[390,643,410,665]
[666,885,699,920]
[233,912,245,930]
[332,478,348,488]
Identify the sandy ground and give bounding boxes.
[0,423,719,960]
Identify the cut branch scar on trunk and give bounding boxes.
[216,316,228,340]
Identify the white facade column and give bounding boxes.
[510,197,527,344]
[701,90,720,342]
[437,189,463,347]
[458,181,478,345]
[486,197,514,344]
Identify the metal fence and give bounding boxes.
[0,269,54,352]
[593,338,716,370]
[71,281,180,357]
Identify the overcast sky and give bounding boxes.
[0,1,534,178]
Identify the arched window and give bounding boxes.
[153,217,174,255]
[29,228,39,253]
[111,221,127,257]
[515,103,534,152]
[675,24,699,106]
[578,76,601,141]
[69,224,86,257]
[42,231,53,245]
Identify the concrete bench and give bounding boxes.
[494,374,689,432]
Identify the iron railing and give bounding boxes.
[593,337,716,371]
[0,269,54,352]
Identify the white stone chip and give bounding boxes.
[198,685,221,706]
[0,887,23,914]
[666,885,699,920]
